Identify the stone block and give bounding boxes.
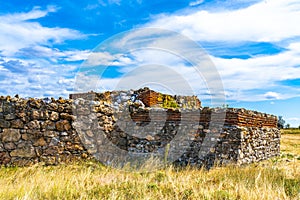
[50,112,59,121]
[1,128,21,142]
[5,114,16,120]
[56,120,71,131]
[26,120,40,130]
[0,152,11,165]
[0,120,10,128]
[11,119,24,129]
[4,142,16,150]
[40,120,56,130]
[10,147,36,158]
[44,131,58,138]
[33,138,47,147]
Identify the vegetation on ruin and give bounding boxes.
[159,94,179,109]
[0,131,299,200]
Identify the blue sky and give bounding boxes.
[0,0,300,127]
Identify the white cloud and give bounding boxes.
[98,27,300,101]
[189,0,204,7]
[0,7,84,56]
[81,46,225,105]
[114,64,196,95]
[210,42,300,99]
[94,30,294,103]
[264,91,281,100]
[75,18,300,102]
[3,1,299,103]
[74,72,107,93]
[2,6,57,22]
[64,50,91,62]
[90,1,297,102]
[0,6,89,98]
[147,0,300,42]
[83,52,134,67]
[0,59,78,98]
[16,46,90,62]
[80,27,226,104]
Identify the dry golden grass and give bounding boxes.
[0,131,299,200]
[281,131,300,155]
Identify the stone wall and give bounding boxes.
[0,90,280,168]
[178,108,280,168]
[0,96,89,166]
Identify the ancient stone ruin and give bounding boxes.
[0,88,280,168]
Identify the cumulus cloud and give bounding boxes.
[75,0,300,102]
[4,5,58,21]
[125,0,300,101]
[0,58,78,98]
[2,1,300,103]
[207,41,300,101]
[17,46,91,62]
[264,92,281,100]
[0,7,84,56]
[98,28,300,101]
[189,0,204,7]
[0,6,90,98]
[79,28,225,105]
[83,52,134,67]
[211,43,300,87]
[148,0,300,42]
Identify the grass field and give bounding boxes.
[0,130,299,200]
[281,128,300,135]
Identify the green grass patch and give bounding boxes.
[281,128,300,135]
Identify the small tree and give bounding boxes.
[277,116,285,129]
[298,125,300,129]
[285,123,290,129]
[221,104,229,108]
